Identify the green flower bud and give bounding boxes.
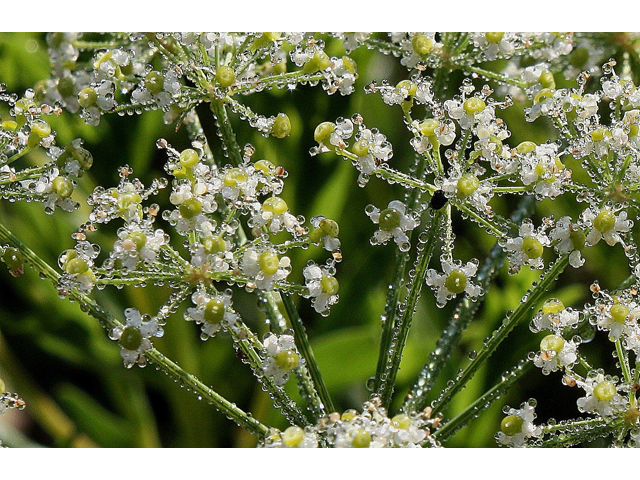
[445,269,468,294]
[120,326,143,351]
[204,298,225,324]
[522,236,544,259]
[263,196,288,215]
[594,381,616,401]
[457,174,480,197]
[223,168,248,187]
[65,257,89,275]
[31,119,51,138]
[179,198,203,219]
[500,415,523,436]
[593,210,616,233]
[145,71,164,95]
[216,65,235,88]
[320,275,339,295]
[274,350,299,370]
[271,113,291,139]
[254,160,275,175]
[352,139,369,156]
[77,87,97,109]
[52,176,74,198]
[378,208,402,231]
[259,251,280,276]
[282,426,304,447]
[179,148,199,168]
[412,34,434,56]
[463,97,486,114]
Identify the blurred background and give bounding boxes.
[0,32,633,447]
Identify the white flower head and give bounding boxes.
[241,247,290,291]
[531,298,580,333]
[303,262,339,316]
[533,334,578,375]
[184,288,239,340]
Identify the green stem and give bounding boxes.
[0,221,270,438]
[463,65,527,89]
[281,294,335,415]
[431,255,569,416]
[210,100,243,167]
[376,211,444,408]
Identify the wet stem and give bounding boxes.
[0,220,271,438]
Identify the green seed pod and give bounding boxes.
[65,257,90,275]
[341,409,358,422]
[541,298,564,315]
[223,168,248,187]
[445,269,468,294]
[419,118,440,137]
[516,141,537,154]
[391,413,411,430]
[31,119,51,138]
[320,275,339,295]
[263,196,288,215]
[179,198,203,219]
[463,97,486,115]
[485,32,504,43]
[203,235,227,254]
[540,334,565,353]
[594,381,616,402]
[303,50,331,74]
[319,218,339,238]
[610,304,629,324]
[314,122,335,145]
[411,34,434,56]
[120,326,143,351]
[56,77,75,97]
[457,173,480,197]
[271,113,291,139]
[351,429,371,448]
[352,139,369,156]
[52,176,74,198]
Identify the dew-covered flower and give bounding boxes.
[439,169,494,215]
[241,247,290,291]
[28,168,78,214]
[496,400,542,447]
[518,143,570,199]
[548,216,586,268]
[502,220,550,274]
[57,241,100,294]
[184,288,239,340]
[303,262,339,316]
[259,426,319,448]
[249,195,304,237]
[588,295,636,341]
[110,221,167,271]
[533,334,578,375]
[576,373,627,417]
[109,308,164,368]
[425,258,482,307]
[530,298,581,333]
[262,333,303,385]
[308,216,341,252]
[582,206,632,247]
[366,200,419,252]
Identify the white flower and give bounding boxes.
[582,207,632,247]
[366,200,419,252]
[303,262,339,316]
[259,426,319,448]
[262,333,303,386]
[548,216,585,268]
[109,308,164,368]
[425,258,482,307]
[240,247,290,291]
[576,373,627,417]
[496,401,542,447]
[184,289,239,339]
[502,220,550,274]
[530,298,580,333]
[533,334,578,375]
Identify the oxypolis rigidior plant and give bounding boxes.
[2,32,640,448]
